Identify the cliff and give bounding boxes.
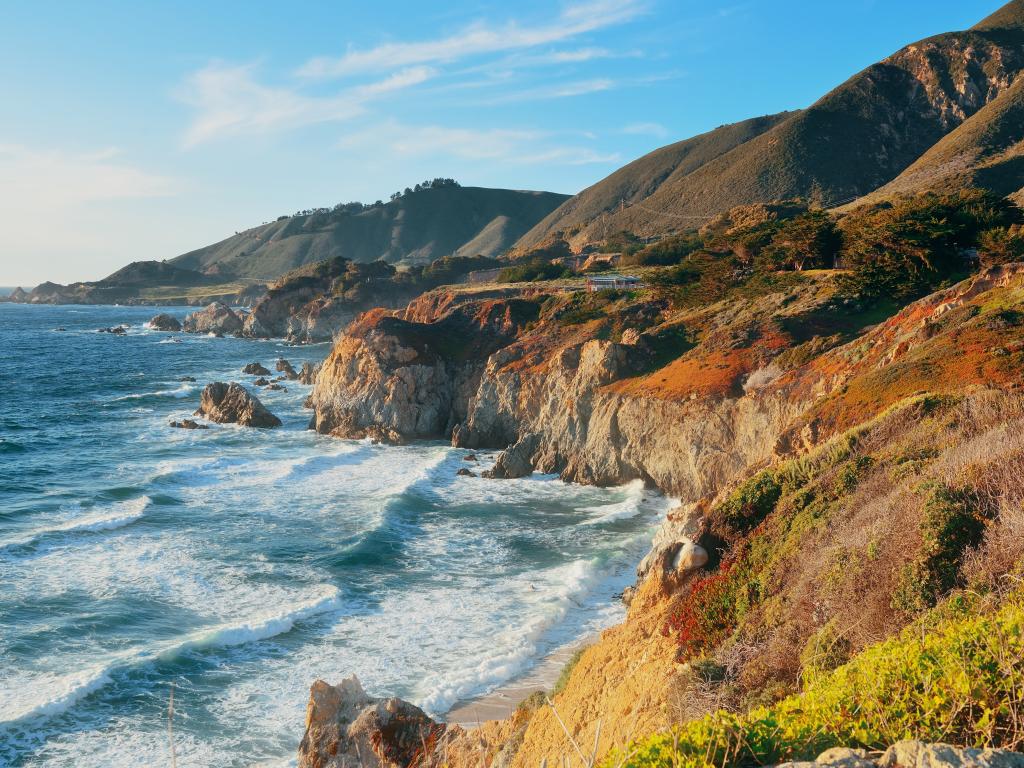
[301,260,1024,768]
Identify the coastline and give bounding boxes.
[444,633,598,727]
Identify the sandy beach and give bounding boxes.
[444,635,596,727]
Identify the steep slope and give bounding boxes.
[857,74,1024,202]
[171,186,568,281]
[520,3,1024,248]
[516,113,794,249]
[972,0,1024,31]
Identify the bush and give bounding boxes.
[611,594,1024,768]
[761,211,841,272]
[716,472,783,534]
[623,233,704,267]
[978,226,1024,267]
[498,259,570,283]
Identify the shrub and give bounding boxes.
[498,259,570,283]
[716,472,783,534]
[761,211,841,272]
[553,647,589,696]
[664,565,744,657]
[624,233,704,267]
[978,226,1024,267]
[610,593,1024,768]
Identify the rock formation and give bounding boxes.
[276,358,299,379]
[169,419,208,430]
[243,362,271,376]
[182,302,243,335]
[148,313,182,332]
[299,362,320,385]
[194,382,281,428]
[297,676,445,768]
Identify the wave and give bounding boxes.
[580,479,647,525]
[0,497,150,551]
[417,558,604,715]
[0,585,342,729]
[109,383,197,402]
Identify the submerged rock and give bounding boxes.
[243,362,271,376]
[98,325,128,335]
[298,676,445,768]
[169,419,208,430]
[182,302,243,335]
[179,376,197,382]
[148,313,182,332]
[194,382,281,428]
[266,383,286,391]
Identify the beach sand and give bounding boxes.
[444,636,595,727]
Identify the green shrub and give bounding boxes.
[553,647,589,696]
[610,594,1024,768]
[498,259,570,283]
[623,233,704,267]
[716,472,783,534]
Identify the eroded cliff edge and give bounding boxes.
[299,264,1024,768]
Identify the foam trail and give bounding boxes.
[580,479,647,525]
[0,585,342,728]
[109,383,196,402]
[0,497,150,550]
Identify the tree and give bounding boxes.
[761,211,841,271]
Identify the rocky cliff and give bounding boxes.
[301,262,1024,768]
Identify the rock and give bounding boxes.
[243,362,271,376]
[169,419,208,430]
[98,325,128,335]
[484,433,540,479]
[276,358,299,379]
[456,468,476,477]
[463,454,478,462]
[194,382,282,428]
[148,313,182,332]
[179,376,197,382]
[254,377,270,386]
[879,741,1024,768]
[266,383,286,391]
[299,361,320,385]
[297,676,445,768]
[182,302,243,335]
[670,540,709,573]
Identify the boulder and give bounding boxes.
[194,382,281,428]
[179,376,197,382]
[299,361,320,385]
[456,468,476,477]
[484,433,540,479]
[148,313,182,332]
[182,302,243,335]
[98,325,127,335]
[879,741,1024,768]
[276,358,299,379]
[243,362,271,376]
[266,383,287,391]
[254,377,270,386]
[298,676,445,768]
[169,419,208,430]
[463,454,478,462]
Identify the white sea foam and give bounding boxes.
[580,479,647,525]
[0,497,150,551]
[0,665,115,726]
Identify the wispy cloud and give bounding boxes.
[0,143,177,204]
[297,0,646,79]
[178,62,434,147]
[622,121,670,137]
[338,121,619,166]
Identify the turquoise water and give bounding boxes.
[0,304,670,767]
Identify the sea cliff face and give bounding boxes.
[300,264,1024,768]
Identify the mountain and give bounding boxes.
[856,73,1024,203]
[171,185,569,281]
[98,260,216,288]
[519,1,1024,248]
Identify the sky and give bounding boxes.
[0,0,1009,286]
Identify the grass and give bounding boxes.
[610,591,1024,768]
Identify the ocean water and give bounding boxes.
[0,304,671,767]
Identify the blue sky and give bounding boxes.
[0,0,1007,285]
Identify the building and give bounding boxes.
[586,274,642,292]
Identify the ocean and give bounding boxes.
[0,304,670,767]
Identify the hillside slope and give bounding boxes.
[519,3,1024,249]
[172,186,568,280]
[858,74,1024,202]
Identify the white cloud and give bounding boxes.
[337,121,618,166]
[481,77,616,104]
[622,121,670,137]
[297,0,646,79]
[0,143,177,205]
[178,62,437,147]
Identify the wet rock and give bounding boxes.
[243,362,271,376]
[484,433,540,479]
[179,376,197,383]
[463,454,478,462]
[254,377,270,387]
[456,468,476,477]
[148,313,182,332]
[194,382,281,428]
[182,302,243,335]
[298,676,445,768]
[266,383,286,391]
[169,419,208,430]
[276,358,299,380]
[98,325,128,335]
